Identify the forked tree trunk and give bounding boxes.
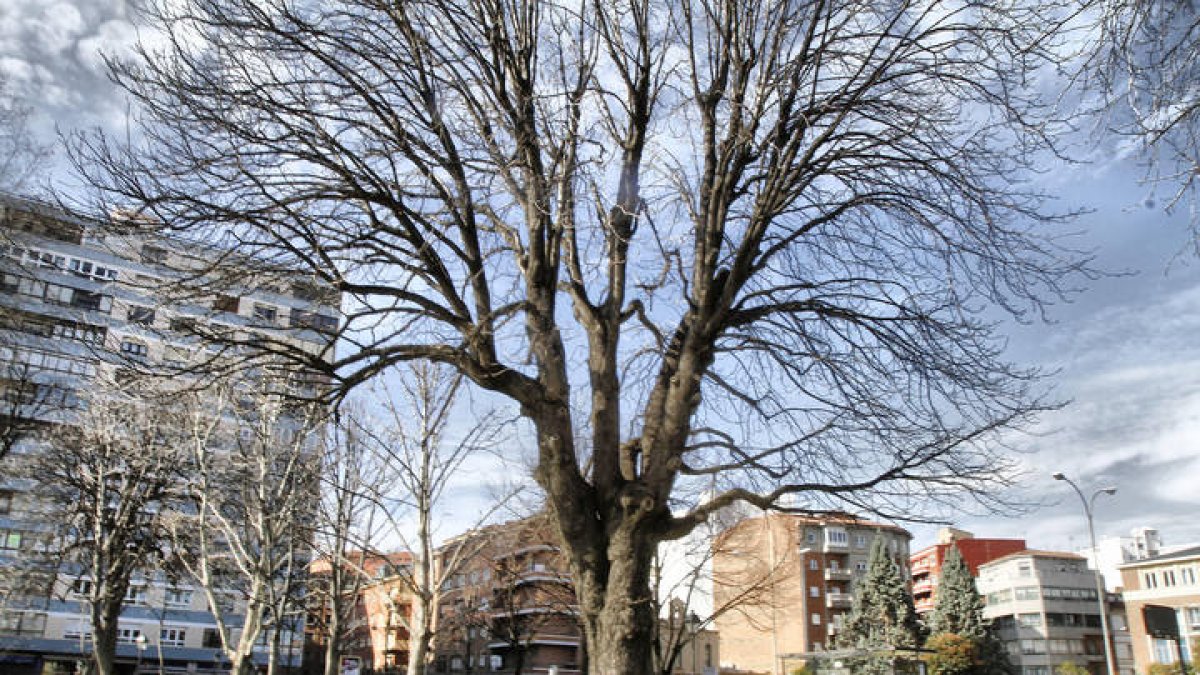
[574,523,658,675]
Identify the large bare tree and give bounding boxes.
[74,0,1088,671]
[1080,0,1200,221]
[0,75,48,194]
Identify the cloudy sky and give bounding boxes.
[3,1,1198,555]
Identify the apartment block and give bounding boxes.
[1119,545,1200,673]
[0,194,338,674]
[712,512,913,674]
[434,514,583,674]
[909,527,1027,615]
[977,550,1134,675]
[306,552,415,674]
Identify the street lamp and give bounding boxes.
[1053,472,1118,675]
[134,632,147,673]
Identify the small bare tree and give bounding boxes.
[171,378,323,675]
[308,408,388,675]
[361,362,513,675]
[28,377,186,675]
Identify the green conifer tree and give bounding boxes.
[926,545,1013,675]
[929,547,985,638]
[838,535,924,675]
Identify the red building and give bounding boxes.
[909,527,1026,615]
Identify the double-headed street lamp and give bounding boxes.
[1053,472,1118,675]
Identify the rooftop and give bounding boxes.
[1117,544,1200,569]
[980,549,1087,567]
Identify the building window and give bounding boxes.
[826,529,848,545]
[705,643,713,667]
[809,559,819,571]
[140,245,168,265]
[116,627,142,644]
[811,613,821,625]
[1017,562,1032,576]
[213,295,240,313]
[1014,587,1040,601]
[1182,568,1197,585]
[127,306,155,326]
[1017,613,1042,628]
[120,340,148,359]
[1145,572,1159,589]
[0,530,22,550]
[124,585,147,605]
[0,491,11,515]
[806,531,817,544]
[854,534,867,548]
[810,586,820,598]
[253,303,278,324]
[71,578,93,597]
[164,587,193,607]
[1163,570,1177,587]
[829,559,840,571]
[855,561,868,573]
[160,627,186,646]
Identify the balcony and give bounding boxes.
[911,579,934,595]
[827,592,853,609]
[823,539,850,553]
[825,568,853,582]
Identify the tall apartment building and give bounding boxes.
[909,527,1027,615]
[0,194,338,674]
[1118,545,1200,673]
[434,514,583,674]
[976,550,1134,675]
[712,512,913,674]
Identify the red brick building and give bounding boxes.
[909,527,1026,615]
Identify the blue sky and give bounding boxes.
[4,0,1198,555]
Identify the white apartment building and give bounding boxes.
[0,194,338,674]
[977,550,1135,675]
[1079,527,1164,592]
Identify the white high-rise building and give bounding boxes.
[0,194,338,675]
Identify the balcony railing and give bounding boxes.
[825,568,853,582]
[827,592,853,609]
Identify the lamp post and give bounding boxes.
[134,632,147,673]
[1053,472,1118,675]
[686,611,700,675]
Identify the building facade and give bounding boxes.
[1118,545,1200,674]
[0,194,338,674]
[712,512,913,674]
[306,552,415,675]
[909,527,1027,616]
[434,515,583,675]
[977,550,1134,675]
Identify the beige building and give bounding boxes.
[1119,545,1200,673]
[977,550,1134,675]
[712,512,913,674]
